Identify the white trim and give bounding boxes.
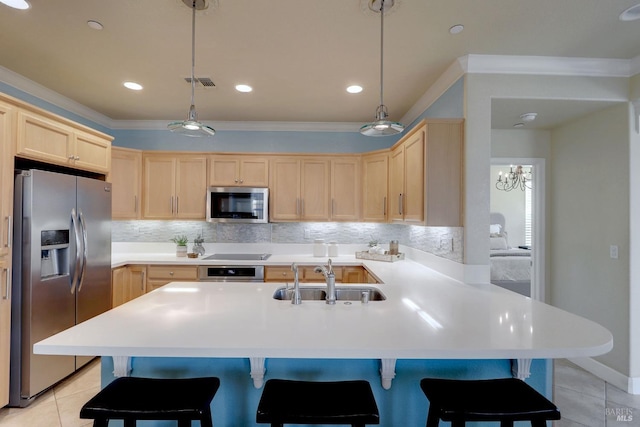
[465,54,633,78]
[568,357,640,395]
[491,157,546,302]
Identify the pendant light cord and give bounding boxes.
[190,0,196,107]
[379,0,385,109]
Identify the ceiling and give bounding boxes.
[1,0,640,130]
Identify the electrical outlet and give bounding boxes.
[304,229,311,239]
[610,245,619,259]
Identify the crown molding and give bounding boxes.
[0,66,113,127]
[111,120,365,132]
[464,54,633,78]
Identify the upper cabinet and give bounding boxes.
[424,119,464,226]
[361,152,388,222]
[209,155,269,187]
[330,158,360,221]
[0,101,15,259]
[142,154,207,220]
[15,108,111,174]
[389,124,425,223]
[110,147,142,220]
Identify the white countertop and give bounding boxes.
[35,247,613,360]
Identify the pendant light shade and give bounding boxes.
[168,0,215,137]
[360,0,404,137]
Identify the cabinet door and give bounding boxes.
[111,148,142,220]
[143,156,176,219]
[129,265,147,299]
[330,158,360,221]
[0,257,11,407]
[16,109,73,167]
[209,156,241,186]
[425,120,463,226]
[388,144,405,221]
[112,267,128,308]
[270,158,301,221]
[0,102,15,258]
[72,130,111,173]
[403,128,425,222]
[362,153,388,222]
[301,159,330,221]
[175,157,207,219]
[239,158,269,187]
[342,266,365,283]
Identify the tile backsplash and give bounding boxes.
[112,221,463,262]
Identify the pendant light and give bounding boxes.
[360,0,404,137]
[168,0,216,137]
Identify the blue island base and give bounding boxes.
[100,357,551,427]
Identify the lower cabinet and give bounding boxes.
[264,265,367,283]
[112,265,147,308]
[0,256,11,407]
[146,265,198,292]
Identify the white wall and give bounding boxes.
[550,103,630,376]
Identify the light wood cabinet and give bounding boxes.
[361,152,388,222]
[111,265,147,307]
[342,266,365,283]
[269,157,331,221]
[143,154,207,219]
[209,156,269,187]
[110,147,142,219]
[389,123,425,223]
[264,265,345,282]
[0,101,15,259]
[146,265,198,292]
[15,108,111,174]
[0,257,11,407]
[330,158,360,221]
[424,119,464,226]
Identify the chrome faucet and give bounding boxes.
[314,258,336,305]
[291,263,301,305]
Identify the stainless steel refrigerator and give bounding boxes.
[9,169,111,407]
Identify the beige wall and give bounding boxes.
[550,103,630,375]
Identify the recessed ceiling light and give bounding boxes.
[123,81,143,91]
[513,123,525,128]
[449,24,464,35]
[235,84,253,93]
[0,0,29,10]
[620,4,640,21]
[519,112,537,122]
[346,85,363,94]
[87,20,104,30]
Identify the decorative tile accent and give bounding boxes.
[112,221,464,263]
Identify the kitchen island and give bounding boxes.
[35,249,612,426]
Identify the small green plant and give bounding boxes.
[170,235,188,246]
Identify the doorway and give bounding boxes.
[490,158,546,301]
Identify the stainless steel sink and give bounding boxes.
[273,286,386,302]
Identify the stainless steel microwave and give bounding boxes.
[206,187,269,223]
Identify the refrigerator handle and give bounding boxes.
[70,209,82,294]
[77,210,88,292]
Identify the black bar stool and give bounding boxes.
[80,376,220,427]
[256,379,380,427]
[420,378,560,427]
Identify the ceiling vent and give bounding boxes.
[184,77,216,88]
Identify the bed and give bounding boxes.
[490,212,532,297]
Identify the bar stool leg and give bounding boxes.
[92,420,108,427]
[500,421,514,427]
[124,419,136,427]
[426,409,440,427]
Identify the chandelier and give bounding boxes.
[495,165,532,191]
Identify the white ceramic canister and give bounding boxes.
[328,241,339,257]
[313,239,327,257]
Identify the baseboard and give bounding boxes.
[568,357,640,395]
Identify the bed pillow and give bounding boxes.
[490,224,502,235]
[490,236,508,250]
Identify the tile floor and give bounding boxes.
[0,358,100,427]
[0,358,638,426]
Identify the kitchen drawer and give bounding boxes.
[264,265,344,282]
[302,266,343,282]
[264,266,295,282]
[147,265,198,280]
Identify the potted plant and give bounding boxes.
[171,235,188,257]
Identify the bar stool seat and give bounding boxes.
[420,377,561,427]
[256,379,380,426]
[80,376,220,427]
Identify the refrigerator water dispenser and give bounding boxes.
[40,230,69,279]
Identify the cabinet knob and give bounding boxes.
[170,271,174,276]
[75,156,80,160]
